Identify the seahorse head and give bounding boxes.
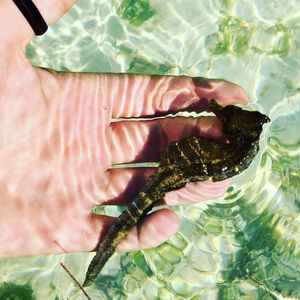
[208,99,270,140]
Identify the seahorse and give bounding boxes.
[83,99,270,286]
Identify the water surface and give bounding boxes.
[1,0,300,299]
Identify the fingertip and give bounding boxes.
[117,209,179,252]
[165,179,232,205]
[149,209,179,241]
[82,214,115,252]
[193,78,249,106]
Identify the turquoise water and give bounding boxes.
[1,0,300,299]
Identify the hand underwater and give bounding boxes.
[0,0,252,261]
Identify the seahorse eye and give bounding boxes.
[259,114,271,125]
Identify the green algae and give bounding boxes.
[118,45,173,74]
[131,252,153,277]
[217,282,277,300]
[206,16,253,55]
[252,23,291,56]
[206,16,291,57]
[266,24,291,56]
[128,57,172,74]
[0,282,35,300]
[229,201,300,298]
[117,0,155,26]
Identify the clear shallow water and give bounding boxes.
[1,0,300,299]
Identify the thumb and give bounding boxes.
[0,0,75,45]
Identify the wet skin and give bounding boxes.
[83,99,270,286]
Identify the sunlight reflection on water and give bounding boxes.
[0,0,299,299]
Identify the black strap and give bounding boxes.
[12,0,48,36]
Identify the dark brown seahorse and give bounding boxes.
[83,99,270,286]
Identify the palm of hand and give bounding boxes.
[0,0,248,258]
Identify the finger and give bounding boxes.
[164,179,231,205]
[94,168,155,206]
[193,78,249,106]
[100,168,231,206]
[117,209,178,252]
[109,116,224,166]
[110,75,249,119]
[78,209,178,253]
[0,0,75,45]
[49,74,247,209]
[96,116,225,205]
[47,74,248,199]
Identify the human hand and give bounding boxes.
[0,0,249,258]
